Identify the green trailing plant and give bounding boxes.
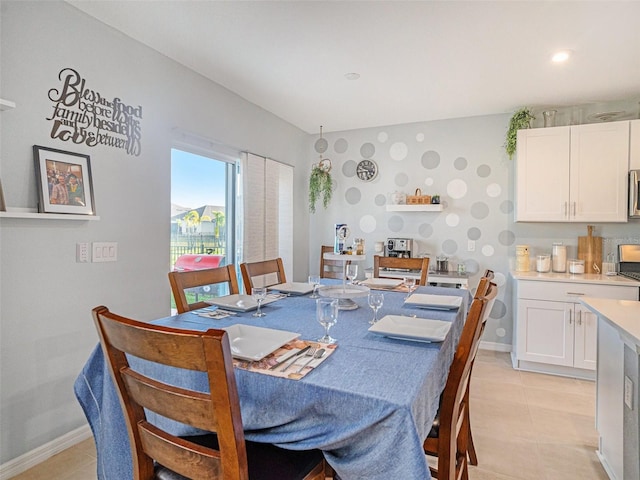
[309,160,333,213]
[505,107,535,159]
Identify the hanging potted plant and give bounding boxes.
[505,107,535,159]
[309,158,333,213]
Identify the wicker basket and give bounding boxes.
[406,188,431,205]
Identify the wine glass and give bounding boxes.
[368,292,384,325]
[316,298,338,344]
[252,287,267,317]
[403,276,416,300]
[346,264,358,284]
[308,274,321,298]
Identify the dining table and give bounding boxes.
[74,281,472,480]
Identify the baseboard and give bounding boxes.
[479,340,512,353]
[0,424,92,480]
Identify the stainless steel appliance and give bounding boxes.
[385,238,413,258]
[630,170,640,219]
[618,244,640,281]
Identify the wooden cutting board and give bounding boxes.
[578,225,603,274]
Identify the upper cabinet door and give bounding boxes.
[570,122,629,222]
[516,126,570,221]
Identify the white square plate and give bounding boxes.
[360,278,404,288]
[207,294,281,312]
[269,282,315,295]
[222,324,300,361]
[404,293,462,310]
[368,315,452,343]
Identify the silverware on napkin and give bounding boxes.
[270,345,311,371]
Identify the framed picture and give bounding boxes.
[33,145,96,215]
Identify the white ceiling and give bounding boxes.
[67,1,640,134]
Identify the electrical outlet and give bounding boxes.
[625,376,633,409]
[468,240,476,252]
[76,242,89,263]
[92,242,118,262]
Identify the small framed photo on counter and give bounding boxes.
[33,145,95,215]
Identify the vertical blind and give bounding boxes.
[240,153,293,281]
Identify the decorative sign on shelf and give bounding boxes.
[46,67,143,156]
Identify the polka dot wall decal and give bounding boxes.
[486,183,501,197]
[421,150,440,169]
[416,133,425,142]
[360,143,375,159]
[395,172,409,187]
[377,132,388,143]
[334,138,348,154]
[389,142,408,161]
[445,213,460,227]
[418,223,434,238]
[424,177,434,186]
[375,194,387,206]
[498,230,515,246]
[345,187,362,205]
[492,300,507,318]
[500,200,514,214]
[342,160,357,177]
[493,272,507,287]
[477,164,491,178]
[447,179,467,199]
[465,259,479,274]
[470,202,489,219]
[388,215,405,232]
[360,215,377,233]
[454,157,468,170]
[481,245,494,256]
[442,239,458,254]
[315,137,328,153]
[495,327,506,338]
[467,227,481,241]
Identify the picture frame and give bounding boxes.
[33,145,96,215]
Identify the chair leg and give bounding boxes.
[467,411,478,466]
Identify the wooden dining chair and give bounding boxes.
[373,255,429,286]
[423,281,498,480]
[240,258,286,293]
[168,264,240,314]
[92,305,327,480]
[320,245,350,279]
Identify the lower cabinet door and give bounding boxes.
[573,304,597,370]
[516,299,573,367]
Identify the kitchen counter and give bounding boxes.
[511,271,640,287]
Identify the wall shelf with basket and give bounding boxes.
[385,204,443,212]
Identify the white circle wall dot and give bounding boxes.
[377,132,388,143]
[416,133,425,142]
[481,245,495,257]
[360,215,376,233]
[389,142,408,161]
[495,328,506,338]
[424,177,434,186]
[445,213,460,227]
[446,179,468,199]
[487,183,501,197]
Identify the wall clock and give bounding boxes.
[356,159,378,182]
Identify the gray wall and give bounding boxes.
[0,1,309,463]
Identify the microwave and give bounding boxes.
[631,170,640,219]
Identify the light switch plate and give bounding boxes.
[76,242,89,263]
[92,242,118,262]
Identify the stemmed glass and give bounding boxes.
[316,298,339,344]
[346,264,358,284]
[403,276,417,300]
[368,292,384,325]
[308,274,321,299]
[252,287,267,317]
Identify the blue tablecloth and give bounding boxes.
[75,284,471,479]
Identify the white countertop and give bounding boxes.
[511,271,640,287]
[580,297,640,347]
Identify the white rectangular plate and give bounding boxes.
[404,293,462,310]
[222,324,300,361]
[360,278,404,288]
[368,315,452,343]
[269,282,315,295]
[206,294,280,312]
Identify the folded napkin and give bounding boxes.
[232,340,337,380]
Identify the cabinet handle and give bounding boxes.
[577,310,582,326]
[572,202,576,216]
[568,309,572,325]
[566,292,585,296]
[563,202,568,217]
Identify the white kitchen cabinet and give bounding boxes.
[512,278,639,378]
[631,119,640,170]
[516,121,630,222]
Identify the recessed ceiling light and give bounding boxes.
[344,72,360,80]
[551,50,572,63]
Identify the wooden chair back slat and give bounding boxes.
[373,255,429,286]
[320,245,350,279]
[240,258,286,293]
[169,265,239,313]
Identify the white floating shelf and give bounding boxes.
[0,207,99,220]
[386,204,443,212]
[0,98,16,111]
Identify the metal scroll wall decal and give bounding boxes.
[46,67,143,156]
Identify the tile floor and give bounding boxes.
[10,351,609,480]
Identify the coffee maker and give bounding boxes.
[385,238,413,258]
